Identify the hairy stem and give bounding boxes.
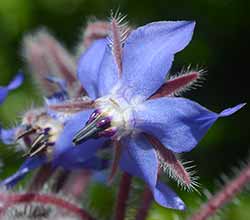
[63,170,92,199]
[114,172,132,220]
[51,169,70,193]
[0,193,95,220]
[28,163,54,192]
[189,163,250,220]
[135,186,153,220]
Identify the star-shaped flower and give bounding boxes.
[53,17,245,210]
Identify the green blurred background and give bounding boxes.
[0,0,250,219]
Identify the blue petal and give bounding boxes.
[134,97,246,153]
[118,21,195,101]
[154,181,185,210]
[119,134,158,189]
[0,126,17,145]
[219,103,246,116]
[7,71,24,90]
[0,72,24,104]
[1,155,47,188]
[61,156,109,171]
[77,39,107,99]
[0,88,8,105]
[53,110,107,165]
[119,135,185,209]
[97,45,119,97]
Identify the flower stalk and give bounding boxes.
[114,172,132,220]
[135,186,153,220]
[51,169,70,193]
[189,162,250,220]
[28,163,54,192]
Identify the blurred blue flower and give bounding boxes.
[56,20,245,210]
[0,94,109,188]
[0,57,108,188]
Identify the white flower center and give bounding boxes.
[95,95,138,139]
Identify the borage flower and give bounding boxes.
[0,88,108,188]
[0,26,112,187]
[53,17,245,210]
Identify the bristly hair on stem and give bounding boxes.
[22,33,57,95]
[36,30,77,86]
[108,10,130,76]
[22,29,78,95]
[189,162,250,220]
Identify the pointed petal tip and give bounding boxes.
[0,168,28,188]
[171,196,186,211]
[219,102,246,117]
[153,181,186,210]
[184,20,196,34]
[7,71,24,91]
[189,20,196,27]
[155,193,186,210]
[176,20,195,32]
[153,189,186,211]
[182,20,195,27]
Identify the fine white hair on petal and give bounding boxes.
[109,9,130,44]
[157,151,201,193]
[167,65,207,97]
[108,10,130,75]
